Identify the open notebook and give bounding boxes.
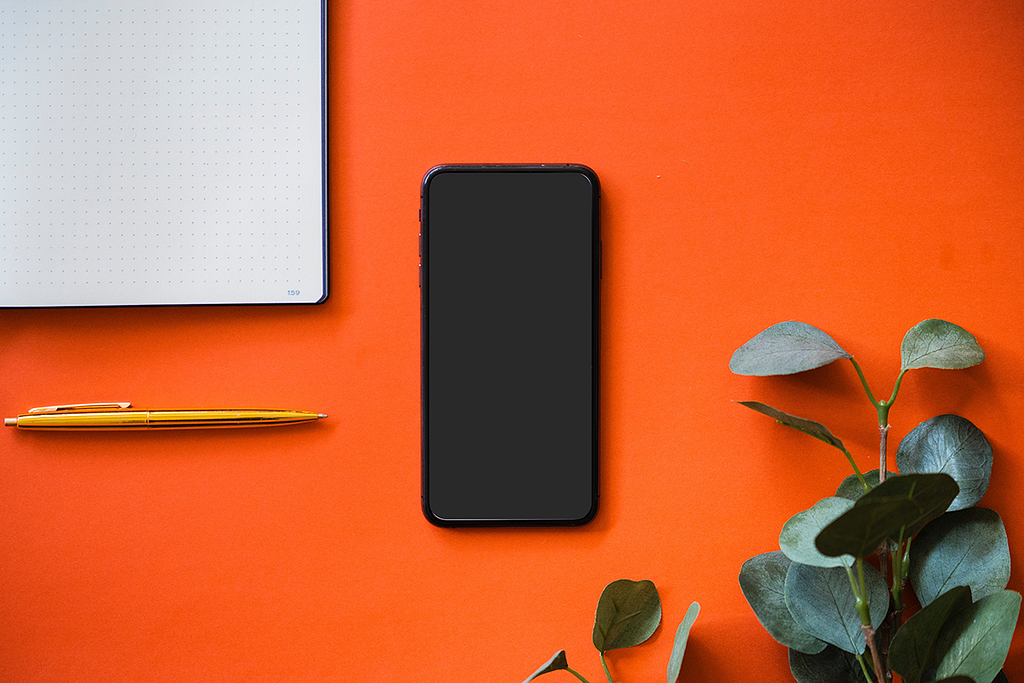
[0,0,327,307]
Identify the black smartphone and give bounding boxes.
[420,164,600,526]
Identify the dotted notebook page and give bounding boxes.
[0,0,326,307]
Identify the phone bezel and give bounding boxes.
[419,164,601,527]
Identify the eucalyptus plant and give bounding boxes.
[522,579,700,683]
[732,320,1019,683]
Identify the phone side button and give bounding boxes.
[419,263,422,288]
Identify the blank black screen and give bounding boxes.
[421,167,599,525]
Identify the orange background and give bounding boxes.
[3,1,1023,681]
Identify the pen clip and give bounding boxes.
[28,402,132,413]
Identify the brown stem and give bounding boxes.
[877,424,892,592]
[878,424,890,482]
[876,610,897,683]
[875,423,894,681]
[862,625,886,682]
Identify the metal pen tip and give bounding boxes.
[318,414,328,419]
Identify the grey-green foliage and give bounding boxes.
[524,579,699,683]
[790,645,873,683]
[933,591,1021,683]
[739,551,826,655]
[729,321,851,376]
[900,319,985,371]
[780,498,855,568]
[738,401,847,451]
[897,415,993,511]
[785,562,888,654]
[890,586,974,683]
[910,507,1011,607]
[816,473,959,560]
[732,320,1018,683]
[666,602,701,683]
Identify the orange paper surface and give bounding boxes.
[3,1,1023,681]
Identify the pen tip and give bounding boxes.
[318,413,328,419]
[4,418,16,427]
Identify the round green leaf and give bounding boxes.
[896,414,992,511]
[889,585,973,683]
[780,498,855,568]
[789,644,870,683]
[934,591,1021,683]
[900,319,985,371]
[739,551,826,655]
[666,602,700,683]
[816,473,959,560]
[730,321,852,376]
[785,562,888,654]
[910,507,1011,607]
[592,579,661,653]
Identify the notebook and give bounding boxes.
[0,0,327,307]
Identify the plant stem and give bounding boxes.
[849,359,906,435]
[886,369,907,409]
[889,530,907,610]
[600,653,613,683]
[841,446,871,493]
[849,358,880,407]
[878,424,890,483]
[845,561,886,680]
[861,624,886,683]
[857,561,870,620]
[854,653,874,683]
[565,668,592,683]
[844,563,871,626]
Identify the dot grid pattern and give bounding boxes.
[0,0,325,306]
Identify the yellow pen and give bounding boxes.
[4,403,328,431]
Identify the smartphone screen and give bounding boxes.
[420,165,600,526]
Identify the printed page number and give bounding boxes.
[287,290,301,296]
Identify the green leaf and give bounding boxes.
[900,320,985,371]
[835,470,895,501]
[592,579,662,653]
[737,401,846,451]
[780,498,855,568]
[730,321,852,376]
[910,507,1011,607]
[738,552,826,654]
[934,591,1021,683]
[522,651,569,682]
[666,602,700,683]
[816,473,959,559]
[785,562,888,654]
[788,644,873,683]
[889,585,973,683]
[896,415,992,511]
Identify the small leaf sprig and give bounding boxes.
[732,319,1018,683]
[523,579,700,683]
